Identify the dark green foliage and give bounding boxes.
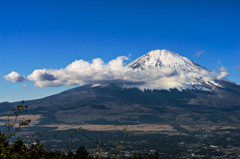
[0,135,44,159]
[0,101,45,159]
[75,146,89,159]
[131,151,142,159]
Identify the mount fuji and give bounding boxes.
[0,50,240,133]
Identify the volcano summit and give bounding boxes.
[125,49,227,90]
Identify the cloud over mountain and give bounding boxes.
[26,56,130,87]
[4,50,230,90]
[218,66,230,79]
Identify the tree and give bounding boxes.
[75,146,89,159]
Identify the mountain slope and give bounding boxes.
[0,82,240,127]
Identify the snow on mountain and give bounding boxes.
[127,50,204,72]
[126,50,222,90]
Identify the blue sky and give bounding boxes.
[0,0,239,102]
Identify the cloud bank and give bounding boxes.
[4,56,230,90]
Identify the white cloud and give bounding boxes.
[195,50,204,57]
[4,71,26,82]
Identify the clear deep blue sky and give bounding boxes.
[0,0,239,102]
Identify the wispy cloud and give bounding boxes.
[4,71,26,82]
[21,84,28,87]
[195,50,204,57]
[236,66,240,70]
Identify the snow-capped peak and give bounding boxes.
[128,49,205,72]
[126,50,220,90]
